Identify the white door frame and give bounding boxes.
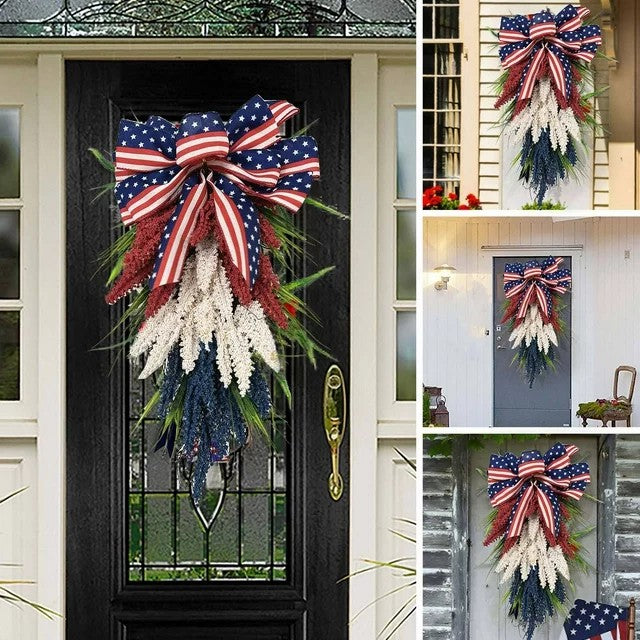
[0,40,414,640]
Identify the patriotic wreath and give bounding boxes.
[495,4,602,205]
[94,96,340,502]
[502,256,572,387]
[484,443,592,640]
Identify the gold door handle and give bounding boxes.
[323,364,347,501]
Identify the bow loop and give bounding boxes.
[528,10,557,41]
[555,3,589,32]
[114,116,177,183]
[218,149,284,189]
[523,264,543,280]
[487,443,590,541]
[274,136,321,178]
[517,450,546,478]
[226,95,280,153]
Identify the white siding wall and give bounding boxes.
[477,0,609,209]
[423,216,640,427]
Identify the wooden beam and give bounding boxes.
[451,437,470,639]
[598,434,616,604]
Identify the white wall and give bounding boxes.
[376,441,416,638]
[0,441,37,640]
[423,216,640,427]
[477,0,609,209]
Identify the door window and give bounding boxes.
[124,105,294,583]
[128,363,289,582]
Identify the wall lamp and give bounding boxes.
[434,264,456,291]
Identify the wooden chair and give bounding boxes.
[578,366,637,427]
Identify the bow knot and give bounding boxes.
[523,265,543,280]
[498,4,602,103]
[517,452,546,479]
[174,111,229,168]
[114,96,319,290]
[487,443,590,541]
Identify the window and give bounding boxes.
[0,0,415,37]
[378,63,416,421]
[395,108,416,402]
[0,108,20,401]
[423,0,461,195]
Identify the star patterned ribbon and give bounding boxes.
[114,96,320,289]
[498,4,602,103]
[504,256,572,321]
[487,443,590,541]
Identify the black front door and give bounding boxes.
[66,60,350,640]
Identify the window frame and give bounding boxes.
[377,62,416,425]
[0,68,38,421]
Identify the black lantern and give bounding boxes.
[434,395,449,427]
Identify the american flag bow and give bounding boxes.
[498,4,602,104]
[504,256,572,321]
[114,96,320,289]
[560,599,629,640]
[487,443,590,542]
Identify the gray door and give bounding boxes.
[493,256,571,428]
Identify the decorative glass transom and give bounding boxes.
[0,0,415,37]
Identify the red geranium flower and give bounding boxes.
[466,193,480,208]
[458,204,470,210]
[448,192,458,201]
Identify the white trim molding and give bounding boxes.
[349,51,379,640]
[36,52,65,640]
[0,39,414,61]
